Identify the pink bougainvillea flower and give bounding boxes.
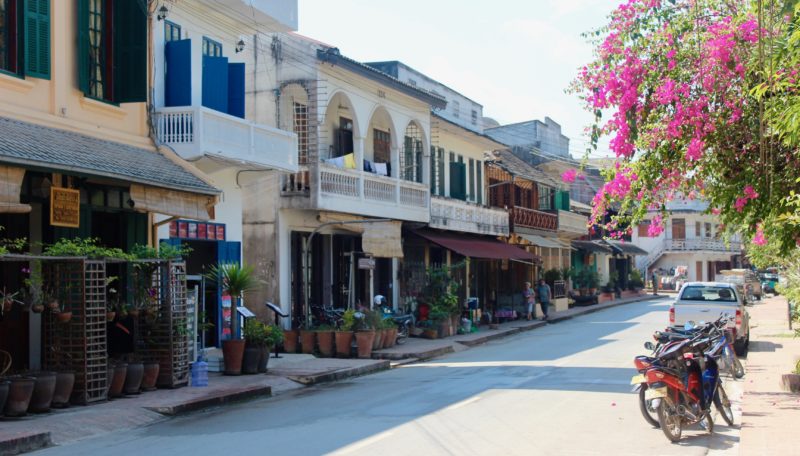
[711,208,721,215]
[734,197,748,212]
[648,214,664,237]
[561,169,578,183]
[743,185,759,200]
[752,224,767,246]
[685,137,705,161]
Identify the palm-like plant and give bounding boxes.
[206,263,260,338]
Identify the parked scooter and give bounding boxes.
[374,296,415,345]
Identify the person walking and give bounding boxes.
[537,279,552,321]
[523,281,536,321]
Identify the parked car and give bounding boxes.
[715,269,762,301]
[760,272,780,295]
[669,282,750,356]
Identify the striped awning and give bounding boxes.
[0,165,31,214]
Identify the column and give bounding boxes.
[354,136,365,198]
[391,258,399,311]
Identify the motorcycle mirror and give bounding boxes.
[684,321,696,331]
[644,341,655,351]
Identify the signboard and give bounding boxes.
[50,187,81,228]
[358,258,376,270]
[168,220,226,241]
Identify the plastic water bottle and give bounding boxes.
[191,355,208,387]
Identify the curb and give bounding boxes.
[455,320,548,347]
[0,431,52,455]
[372,345,455,361]
[144,385,273,416]
[288,360,391,385]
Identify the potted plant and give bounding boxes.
[107,360,128,398]
[300,326,316,355]
[48,346,75,408]
[560,267,574,290]
[261,324,283,372]
[20,261,45,313]
[382,318,397,348]
[781,360,800,392]
[242,319,268,374]
[4,375,35,417]
[315,324,335,357]
[27,371,57,413]
[586,269,600,295]
[336,310,356,358]
[628,269,645,292]
[354,311,375,359]
[544,268,562,288]
[206,262,260,375]
[283,327,299,354]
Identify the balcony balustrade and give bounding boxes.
[557,209,588,238]
[430,196,509,236]
[511,206,557,231]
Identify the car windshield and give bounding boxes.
[680,286,737,302]
[761,274,779,280]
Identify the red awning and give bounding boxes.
[414,230,540,262]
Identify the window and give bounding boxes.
[203,36,222,57]
[468,158,475,201]
[695,221,701,237]
[672,218,686,239]
[334,117,353,158]
[0,0,19,74]
[471,109,478,125]
[705,222,712,238]
[537,184,553,211]
[1,0,50,79]
[638,220,651,237]
[293,102,308,164]
[452,100,460,119]
[87,0,108,99]
[402,124,423,183]
[165,20,181,42]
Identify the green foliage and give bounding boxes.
[380,318,396,329]
[244,319,269,347]
[575,268,599,289]
[364,309,383,330]
[314,324,334,331]
[543,268,562,284]
[560,267,574,282]
[341,309,357,332]
[264,324,284,347]
[423,263,462,316]
[205,263,260,298]
[629,269,644,288]
[130,242,192,260]
[44,237,132,259]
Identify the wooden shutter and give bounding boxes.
[429,146,436,193]
[437,148,445,196]
[476,163,482,204]
[672,218,685,239]
[164,39,191,106]
[227,62,245,118]
[449,162,467,201]
[24,0,50,79]
[113,0,146,102]
[202,55,229,113]
[468,159,475,201]
[77,0,89,93]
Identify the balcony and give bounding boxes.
[511,206,557,231]
[430,196,509,236]
[154,106,298,172]
[557,210,588,238]
[281,163,430,222]
[665,238,742,252]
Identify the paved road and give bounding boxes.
[37,298,742,455]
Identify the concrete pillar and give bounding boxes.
[191,38,203,107]
[391,258,399,311]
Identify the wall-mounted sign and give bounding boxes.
[169,220,226,241]
[50,187,81,228]
[358,258,376,270]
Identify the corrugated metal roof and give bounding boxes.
[489,150,561,188]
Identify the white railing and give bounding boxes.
[154,106,298,172]
[430,196,510,236]
[557,210,588,237]
[665,238,742,252]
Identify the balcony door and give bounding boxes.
[672,218,686,240]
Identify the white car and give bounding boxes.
[669,282,751,355]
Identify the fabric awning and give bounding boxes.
[572,240,613,254]
[130,184,217,221]
[0,165,31,213]
[415,230,539,262]
[605,240,648,256]
[519,233,563,249]
[316,213,403,258]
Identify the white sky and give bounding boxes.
[297,0,617,158]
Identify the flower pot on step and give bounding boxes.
[141,363,160,391]
[300,330,316,354]
[316,330,334,357]
[109,363,128,398]
[28,372,57,413]
[52,371,75,408]
[282,329,298,354]
[4,377,34,417]
[124,362,144,395]
[222,339,246,375]
[335,331,353,358]
[258,346,270,373]
[372,329,384,350]
[356,330,375,359]
[242,346,261,374]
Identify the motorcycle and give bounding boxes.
[374,296,414,345]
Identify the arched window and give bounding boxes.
[402,124,423,183]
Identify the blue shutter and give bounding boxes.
[165,39,192,107]
[227,63,245,118]
[202,55,228,113]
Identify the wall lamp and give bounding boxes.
[157,5,169,21]
[235,39,246,53]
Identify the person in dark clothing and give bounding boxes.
[537,279,551,320]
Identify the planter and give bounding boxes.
[0,380,8,414]
[2,299,12,314]
[335,331,353,358]
[222,339,246,375]
[4,377,35,417]
[300,330,316,354]
[51,371,75,408]
[355,330,375,359]
[108,363,128,398]
[385,327,397,347]
[56,311,72,323]
[31,304,44,313]
[258,346,270,373]
[28,372,57,413]
[423,328,438,339]
[128,309,140,319]
[242,346,261,374]
[282,329,299,354]
[372,329,384,350]
[124,362,144,395]
[141,363,160,391]
[781,373,800,393]
[438,321,451,339]
[316,331,335,357]
[47,299,59,311]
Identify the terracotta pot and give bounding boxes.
[242,346,261,374]
[222,339,246,375]
[335,331,353,358]
[282,329,299,354]
[52,371,75,408]
[2,299,12,313]
[300,330,316,354]
[28,372,57,413]
[355,330,375,359]
[56,311,72,323]
[4,377,35,417]
[141,362,160,391]
[31,304,44,313]
[128,309,140,318]
[316,331,334,357]
[47,299,59,311]
[781,373,800,392]
[124,362,144,394]
[258,346,270,373]
[106,311,116,322]
[109,364,127,398]
[385,328,397,348]
[0,380,8,414]
[424,328,438,339]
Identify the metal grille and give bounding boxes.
[403,124,423,183]
[43,259,108,404]
[88,0,105,99]
[293,102,309,164]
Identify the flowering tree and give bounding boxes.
[572,0,800,252]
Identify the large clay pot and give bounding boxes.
[242,346,261,374]
[124,362,144,395]
[385,328,397,348]
[316,330,334,357]
[335,331,353,358]
[282,329,299,354]
[0,380,9,415]
[29,372,57,413]
[300,330,316,354]
[109,363,128,398]
[258,346,270,373]
[141,363,160,391]
[355,330,375,359]
[4,377,35,417]
[372,329,384,350]
[222,339,246,375]
[52,371,75,408]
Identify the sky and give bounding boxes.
[297,0,618,158]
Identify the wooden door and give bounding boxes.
[696,261,703,281]
[672,218,686,239]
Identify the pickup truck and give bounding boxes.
[669,281,750,356]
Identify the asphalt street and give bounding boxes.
[36,297,742,455]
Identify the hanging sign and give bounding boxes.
[358,258,376,270]
[50,187,81,228]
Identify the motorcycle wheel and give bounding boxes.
[699,412,714,435]
[657,396,682,443]
[731,355,745,379]
[714,384,735,426]
[638,385,660,428]
[395,323,409,345]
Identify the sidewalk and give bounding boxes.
[739,295,800,455]
[0,292,660,455]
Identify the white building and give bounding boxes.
[632,199,743,288]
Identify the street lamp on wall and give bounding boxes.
[235,39,245,53]
[157,5,169,21]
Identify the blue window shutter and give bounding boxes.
[227,63,245,118]
[165,39,192,107]
[202,55,228,113]
[226,241,242,265]
[25,0,50,79]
